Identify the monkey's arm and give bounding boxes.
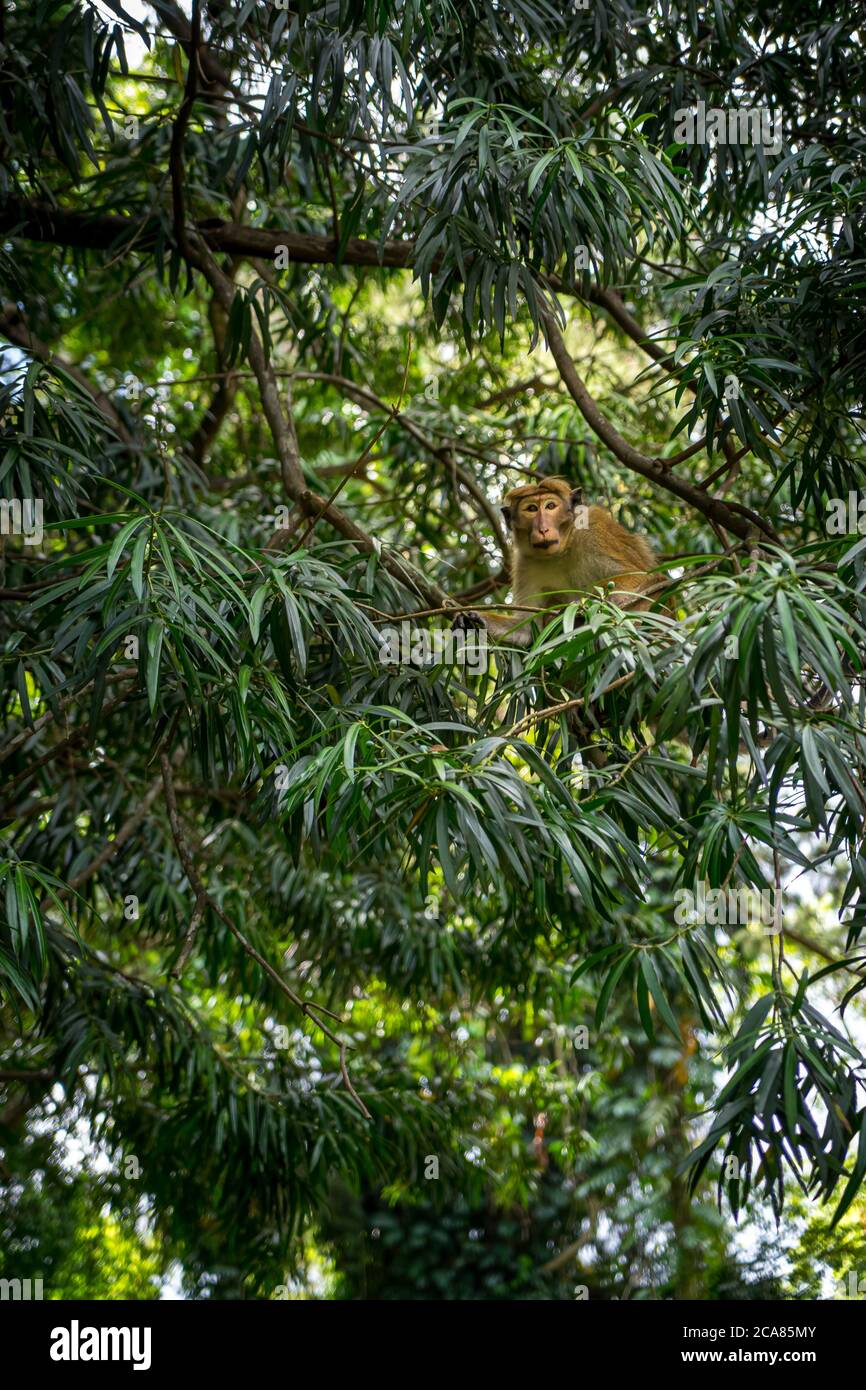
[451,607,536,647]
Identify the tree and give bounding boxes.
[1,0,865,1298]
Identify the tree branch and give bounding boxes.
[0,196,415,268]
[291,371,510,556]
[186,292,239,467]
[556,279,742,474]
[0,192,778,547]
[0,670,137,770]
[540,309,779,544]
[0,302,133,444]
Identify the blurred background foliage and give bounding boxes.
[2,0,866,1298]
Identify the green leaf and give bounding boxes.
[639,953,680,1039]
[146,619,164,712]
[130,526,149,601]
[106,517,144,580]
[831,1109,866,1228]
[594,950,633,1029]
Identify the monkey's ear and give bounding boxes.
[570,488,583,509]
[501,505,512,527]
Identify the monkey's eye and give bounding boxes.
[545,501,557,510]
[524,504,538,513]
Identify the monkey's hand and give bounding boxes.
[450,609,486,633]
[451,607,532,647]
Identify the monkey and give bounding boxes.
[450,478,667,768]
[454,478,663,644]
[456,481,799,763]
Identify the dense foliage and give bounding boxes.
[2,0,866,1298]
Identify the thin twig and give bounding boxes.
[171,893,206,980]
[507,672,636,738]
[289,342,413,553]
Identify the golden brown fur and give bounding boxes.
[458,478,661,642]
[505,478,657,614]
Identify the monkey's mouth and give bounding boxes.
[532,538,560,551]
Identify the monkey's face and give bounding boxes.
[504,489,579,558]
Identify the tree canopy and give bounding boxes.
[2,0,866,1299]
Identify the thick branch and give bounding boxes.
[1,195,773,547]
[153,0,234,93]
[0,1068,56,1082]
[0,197,415,268]
[540,310,778,544]
[564,281,741,473]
